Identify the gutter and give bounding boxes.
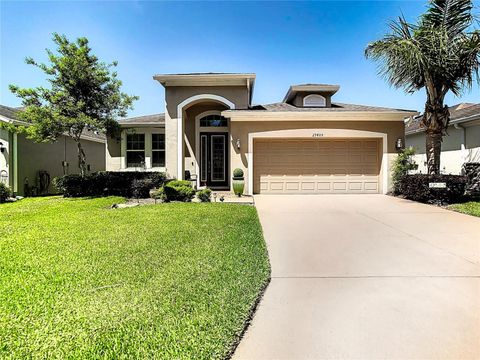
[406,113,480,136]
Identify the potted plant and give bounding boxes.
[232,168,245,197]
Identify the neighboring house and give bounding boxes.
[405,103,480,174]
[0,105,106,196]
[107,73,416,194]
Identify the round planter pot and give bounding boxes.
[232,177,245,197]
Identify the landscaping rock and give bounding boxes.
[111,203,140,209]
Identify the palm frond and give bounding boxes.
[365,16,425,92]
[422,0,473,35]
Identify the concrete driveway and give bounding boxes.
[234,195,480,360]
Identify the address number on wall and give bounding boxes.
[312,133,324,138]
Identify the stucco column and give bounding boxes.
[177,117,184,179]
[120,131,126,169]
[145,131,152,169]
[165,111,178,179]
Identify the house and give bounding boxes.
[106,73,417,194]
[0,105,106,196]
[405,103,480,174]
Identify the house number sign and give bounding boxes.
[312,133,324,138]
[429,182,447,189]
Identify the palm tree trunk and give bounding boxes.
[422,102,449,175]
[425,129,442,175]
[76,140,87,177]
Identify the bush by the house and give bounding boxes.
[54,171,167,197]
[0,183,11,203]
[163,180,195,202]
[196,188,212,202]
[392,147,418,194]
[132,178,157,199]
[463,162,480,198]
[397,174,467,204]
[150,187,167,202]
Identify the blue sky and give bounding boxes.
[1,1,479,117]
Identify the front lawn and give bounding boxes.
[0,197,270,359]
[448,201,480,217]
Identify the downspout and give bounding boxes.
[453,123,467,165]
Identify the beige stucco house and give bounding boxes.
[107,73,417,194]
[0,105,106,196]
[406,103,480,174]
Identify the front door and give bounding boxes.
[200,132,229,188]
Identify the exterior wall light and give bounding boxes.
[395,138,404,151]
[0,142,4,153]
[236,138,241,150]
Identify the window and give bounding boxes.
[126,133,145,168]
[199,114,228,127]
[152,133,165,167]
[303,94,326,107]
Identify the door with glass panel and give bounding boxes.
[199,132,229,188]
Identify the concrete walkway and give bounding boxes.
[234,195,480,359]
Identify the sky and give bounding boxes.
[1,1,479,117]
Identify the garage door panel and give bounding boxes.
[254,138,381,194]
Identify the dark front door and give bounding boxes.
[200,132,229,188]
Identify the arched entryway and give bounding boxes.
[176,94,235,188]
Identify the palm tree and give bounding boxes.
[365,0,480,174]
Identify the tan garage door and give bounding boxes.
[253,138,381,194]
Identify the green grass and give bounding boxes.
[448,201,480,217]
[0,197,270,359]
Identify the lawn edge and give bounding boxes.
[224,274,272,360]
[446,204,480,218]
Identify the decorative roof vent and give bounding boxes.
[283,84,340,108]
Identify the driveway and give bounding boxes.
[234,195,480,359]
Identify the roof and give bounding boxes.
[153,73,256,88]
[283,84,340,103]
[405,103,480,135]
[0,104,21,120]
[117,113,165,126]
[254,102,415,113]
[0,104,106,143]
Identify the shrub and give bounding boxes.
[0,183,11,203]
[196,188,211,202]
[397,174,467,204]
[392,147,418,194]
[132,178,156,199]
[233,168,244,178]
[150,187,167,202]
[463,162,480,198]
[54,171,167,197]
[164,180,195,202]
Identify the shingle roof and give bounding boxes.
[117,113,165,125]
[405,103,480,134]
[254,102,414,113]
[0,104,106,142]
[0,105,21,119]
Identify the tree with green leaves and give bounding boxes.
[10,33,138,176]
[365,0,480,174]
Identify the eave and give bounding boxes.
[223,110,418,122]
[153,73,256,87]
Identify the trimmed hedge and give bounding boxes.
[397,174,467,204]
[54,172,167,198]
[163,180,195,202]
[463,162,480,198]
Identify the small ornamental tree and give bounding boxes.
[392,147,418,193]
[10,33,138,175]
